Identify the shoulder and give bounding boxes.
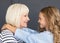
[35,31,53,39]
[1,29,13,36]
[40,31,53,36]
[28,31,53,43]
[1,29,18,43]
[0,33,2,43]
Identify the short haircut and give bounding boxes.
[6,3,29,27]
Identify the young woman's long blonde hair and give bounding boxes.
[40,6,60,43]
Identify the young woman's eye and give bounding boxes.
[39,17,41,20]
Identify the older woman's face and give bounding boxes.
[20,12,30,28]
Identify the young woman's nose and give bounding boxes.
[38,19,39,23]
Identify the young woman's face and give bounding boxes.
[20,12,30,28]
[38,12,47,29]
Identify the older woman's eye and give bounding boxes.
[24,15,27,17]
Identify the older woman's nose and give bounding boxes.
[27,17,30,21]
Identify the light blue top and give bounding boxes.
[15,28,53,43]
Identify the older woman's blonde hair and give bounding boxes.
[40,6,60,43]
[6,3,29,27]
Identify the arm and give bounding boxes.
[1,24,38,34]
[1,24,16,33]
[15,28,31,43]
[15,29,48,43]
[1,24,31,43]
[15,30,53,43]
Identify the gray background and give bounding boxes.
[0,0,60,32]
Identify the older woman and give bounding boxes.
[1,3,30,43]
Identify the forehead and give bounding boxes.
[39,12,44,17]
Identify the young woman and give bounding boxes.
[38,6,60,43]
[1,3,30,43]
[3,6,60,43]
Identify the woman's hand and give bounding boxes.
[1,24,7,30]
[1,24,16,33]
